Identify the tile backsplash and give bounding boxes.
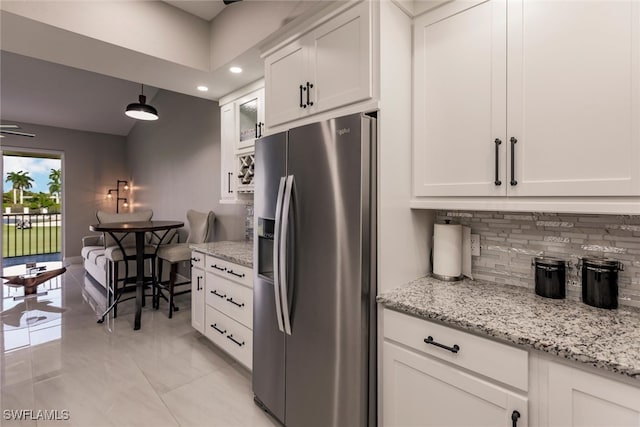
[436,211,640,308]
[245,202,254,241]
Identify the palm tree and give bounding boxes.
[5,170,34,204]
[48,168,61,204]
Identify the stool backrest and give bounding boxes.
[186,210,215,244]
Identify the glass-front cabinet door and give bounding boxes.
[236,88,265,151]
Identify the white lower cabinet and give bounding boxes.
[542,359,640,426]
[383,342,528,426]
[190,252,205,333]
[382,309,528,426]
[204,305,253,370]
[191,250,253,370]
[382,308,640,427]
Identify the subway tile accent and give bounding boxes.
[436,211,640,308]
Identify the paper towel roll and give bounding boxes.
[433,223,463,281]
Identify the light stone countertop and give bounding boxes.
[377,277,640,381]
[190,241,253,268]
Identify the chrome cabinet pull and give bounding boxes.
[424,336,460,354]
[227,172,233,193]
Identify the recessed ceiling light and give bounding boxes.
[197,85,209,92]
[230,66,242,74]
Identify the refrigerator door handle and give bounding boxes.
[279,174,294,335]
[273,176,287,333]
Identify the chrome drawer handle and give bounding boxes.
[424,336,460,354]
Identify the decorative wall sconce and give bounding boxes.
[106,179,129,213]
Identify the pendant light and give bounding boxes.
[125,84,159,121]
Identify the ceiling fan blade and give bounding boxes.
[0,124,20,129]
[223,0,242,4]
[0,130,36,138]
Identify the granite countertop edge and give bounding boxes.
[377,277,640,381]
[189,241,253,268]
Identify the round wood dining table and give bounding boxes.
[90,220,184,330]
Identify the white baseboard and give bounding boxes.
[65,256,83,265]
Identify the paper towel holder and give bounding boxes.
[432,222,464,282]
[432,272,464,282]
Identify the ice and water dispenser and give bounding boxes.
[257,217,275,280]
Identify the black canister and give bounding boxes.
[534,257,566,299]
[581,257,622,309]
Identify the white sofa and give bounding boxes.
[81,209,154,290]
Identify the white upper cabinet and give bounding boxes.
[308,3,372,115]
[507,0,640,196]
[264,1,372,127]
[265,41,307,127]
[413,0,506,197]
[219,80,263,203]
[235,88,265,151]
[413,0,640,199]
[220,103,237,203]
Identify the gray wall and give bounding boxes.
[0,122,128,261]
[126,90,245,242]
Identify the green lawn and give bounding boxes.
[2,224,62,257]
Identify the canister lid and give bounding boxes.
[533,256,566,267]
[582,256,620,269]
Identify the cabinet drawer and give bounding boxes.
[206,272,253,329]
[190,251,205,270]
[384,309,528,391]
[205,255,252,288]
[204,306,252,370]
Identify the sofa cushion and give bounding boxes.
[96,209,153,248]
[95,254,108,270]
[88,249,106,264]
[81,245,104,260]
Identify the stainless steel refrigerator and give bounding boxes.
[253,112,377,427]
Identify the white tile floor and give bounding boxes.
[0,263,278,426]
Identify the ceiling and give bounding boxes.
[0,0,261,137]
[164,0,226,21]
[1,51,160,137]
